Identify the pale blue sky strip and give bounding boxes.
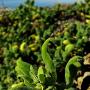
[0,0,77,8]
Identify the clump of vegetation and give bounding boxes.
[0,0,90,90]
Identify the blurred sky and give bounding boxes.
[0,0,77,8]
[35,0,77,6]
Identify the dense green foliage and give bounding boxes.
[0,0,90,90]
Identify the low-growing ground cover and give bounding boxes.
[0,0,90,90]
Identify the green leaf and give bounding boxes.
[15,58,33,86]
[64,87,75,90]
[29,65,39,84]
[35,83,44,90]
[55,46,61,58]
[37,66,45,84]
[41,38,56,73]
[65,56,82,87]
[65,44,74,53]
[63,44,74,60]
[9,82,24,90]
[15,58,30,77]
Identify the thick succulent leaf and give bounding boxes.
[65,44,74,55]
[41,38,56,73]
[63,44,74,60]
[65,56,82,86]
